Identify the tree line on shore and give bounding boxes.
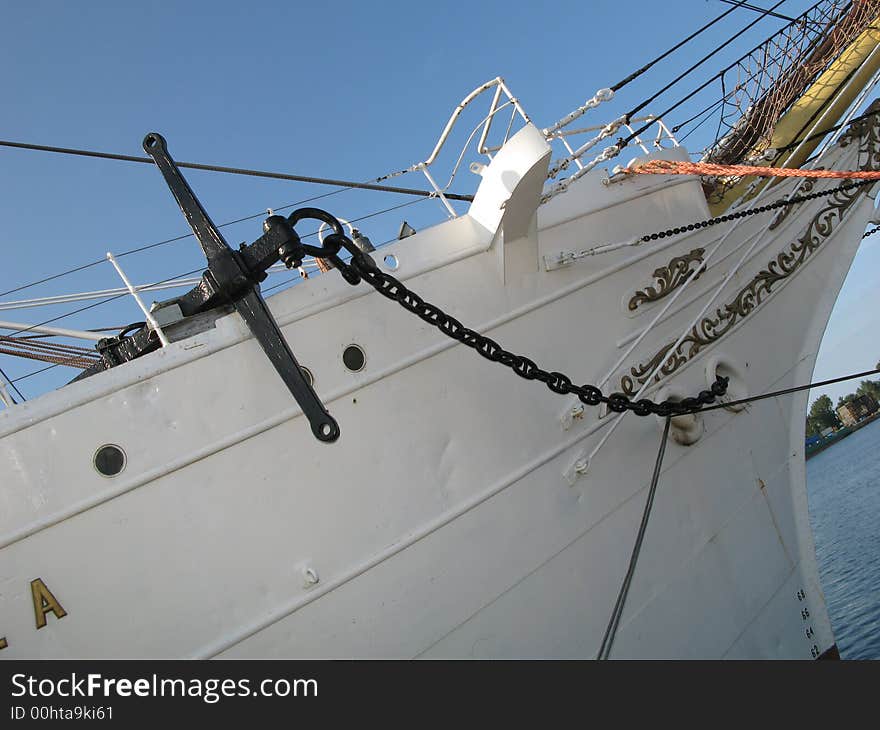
[805,360,880,437]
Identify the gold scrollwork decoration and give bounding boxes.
[620,107,880,396]
[768,177,815,230]
[628,248,706,311]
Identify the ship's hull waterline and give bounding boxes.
[1,114,877,659]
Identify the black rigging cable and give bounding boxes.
[678,103,729,144]
[597,415,671,660]
[623,0,789,123]
[609,2,743,91]
[690,366,880,415]
[717,0,800,23]
[9,361,67,386]
[620,0,829,147]
[0,139,475,202]
[671,97,726,134]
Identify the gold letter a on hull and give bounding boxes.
[31,578,67,629]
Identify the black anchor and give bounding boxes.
[143,132,340,442]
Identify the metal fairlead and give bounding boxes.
[142,132,342,443]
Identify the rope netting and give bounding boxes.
[706,0,877,169]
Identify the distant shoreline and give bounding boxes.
[806,412,880,460]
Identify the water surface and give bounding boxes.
[807,417,880,659]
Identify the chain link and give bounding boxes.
[636,177,876,244]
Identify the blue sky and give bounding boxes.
[811,234,880,404]
[0,0,876,405]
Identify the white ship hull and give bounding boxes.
[1,111,877,659]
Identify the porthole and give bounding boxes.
[383,254,400,271]
[93,444,126,477]
[342,344,366,372]
[300,365,314,387]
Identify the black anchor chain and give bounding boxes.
[311,227,728,418]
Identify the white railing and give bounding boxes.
[622,117,679,155]
[420,78,531,166]
[378,77,532,217]
[106,252,170,347]
[0,376,14,408]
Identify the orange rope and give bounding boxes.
[623,159,880,179]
